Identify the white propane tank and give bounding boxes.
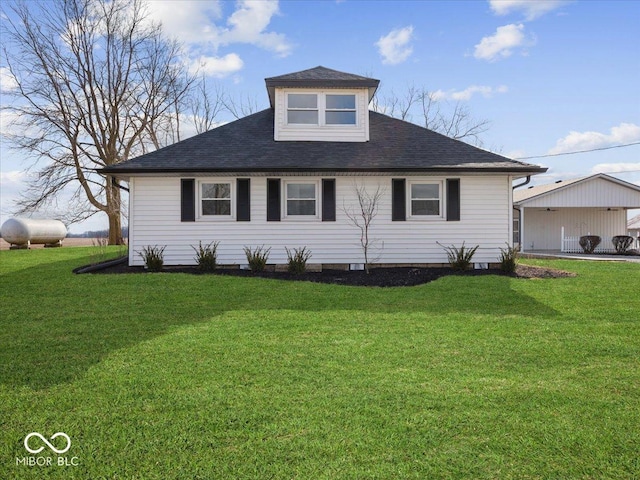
[0,218,67,248]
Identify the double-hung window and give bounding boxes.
[285,182,317,217]
[410,182,441,217]
[201,182,232,217]
[286,92,357,126]
[287,94,319,125]
[325,94,356,125]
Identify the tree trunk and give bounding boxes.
[106,177,124,245]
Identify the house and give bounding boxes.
[513,173,640,253]
[102,66,546,268]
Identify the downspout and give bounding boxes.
[512,175,531,190]
[111,177,130,247]
[512,175,531,251]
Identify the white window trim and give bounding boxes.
[197,179,235,221]
[407,179,444,220]
[285,90,359,128]
[283,179,320,221]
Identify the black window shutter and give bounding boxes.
[392,178,406,221]
[322,179,336,221]
[446,178,460,221]
[236,178,250,221]
[267,178,281,221]
[181,179,195,222]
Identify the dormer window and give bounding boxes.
[286,92,357,126]
[287,94,318,124]
[325,94,356,125]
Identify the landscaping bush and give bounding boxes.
[243,245,271,272]
[579,235,601,254]
[137,245,165,271]
[499,243,520,273]
[612,235,633,254]
[439,242,479,271]
[285,246,312,274]
[192,241,219,272]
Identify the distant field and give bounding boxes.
[0,237,101,250]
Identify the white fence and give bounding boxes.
[561,227,616,253]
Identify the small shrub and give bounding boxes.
[138,245,165,272]
[285,246,312,274]
[579,235,601,254]
[612,235,633,254]
[499,243,519,273]
[243,245,271,272]
[192,241,219,272]
[439,242,479,271]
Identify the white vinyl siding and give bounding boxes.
[128,175,513,266]
[275,88,369,142]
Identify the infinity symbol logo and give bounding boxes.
[24,432,71,454]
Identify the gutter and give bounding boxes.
[512,175,531,190]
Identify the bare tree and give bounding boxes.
[1,0,192,244]
[190,76,227,135]
[343,183,385,274]
[223,93,262,120]
[371,85,490,146]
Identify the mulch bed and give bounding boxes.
[83,259,575,287]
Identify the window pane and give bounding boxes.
[287,183,315,199]
[287,110,318,124]
[411,183,439,199]
[326,94,355,109]
[202,183,230,199]
[412,200,440,216]
[202,199,231,215]
[326,111,356,125]
[288,94,317,109]
[287,199,316,216]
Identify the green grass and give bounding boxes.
[1,248,639,479]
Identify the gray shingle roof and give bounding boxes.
[265,66,380,106]
[265,65,379,86]
[102,109,545,176]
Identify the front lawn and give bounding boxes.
[1,248,638,479]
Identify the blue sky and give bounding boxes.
[1,0,639,233]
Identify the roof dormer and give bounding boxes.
[265,66,379,143]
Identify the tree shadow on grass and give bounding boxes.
[0,253,560,390]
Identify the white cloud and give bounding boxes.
[0,67,18,92]
[591,163,640,174]
[188,53,244,78]
[145,1,223,45]
[0,170,27,185]
[375,26,414,65]
[145,0,291,59]
[436,84,509,101]
[549,123,640,154]
[474,23,533,61]
[223,0,291,57]
[489,0,571,21]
